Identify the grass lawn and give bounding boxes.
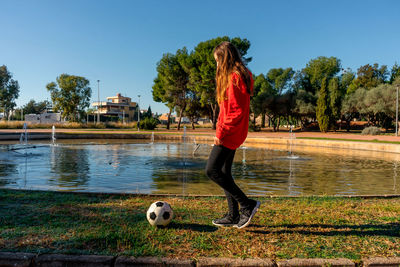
[0,189,399,261]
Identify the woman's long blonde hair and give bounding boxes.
[214,41,252,104]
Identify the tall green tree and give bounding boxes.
[0,65,20,120]
[316,78,330,132]
[46,74,91,122]
[328,77,341,129]
[187,36,251,129]
[145,105,152,118]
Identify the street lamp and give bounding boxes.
[97,80,100,123]
[137,95,141,131]
[396,85,399,137]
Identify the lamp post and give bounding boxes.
[97,80,100,123]
[137,95,141,131]
[396,85,399,137]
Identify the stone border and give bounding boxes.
[1,253,400,267]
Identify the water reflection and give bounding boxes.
[0,140,399,195]
[49,146,90,189]
[0,162,18,186]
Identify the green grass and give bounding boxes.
[297,136,400,145]
[1,189,400,260]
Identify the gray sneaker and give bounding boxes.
[212,213,240,227]
[235,200,261,229]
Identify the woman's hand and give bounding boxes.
[214,136,223,146]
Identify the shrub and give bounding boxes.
[249,121,261,132]
[361,126,381,135]
[138,117,158,130]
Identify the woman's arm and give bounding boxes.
[216,73,247,142]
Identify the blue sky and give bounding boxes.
[2,0,400,114]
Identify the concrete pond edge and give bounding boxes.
[1,252,400,267]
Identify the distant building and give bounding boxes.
[25,112,63,124]
[174,116,190,124]
[159,113,175,124]
[92,93,138,122]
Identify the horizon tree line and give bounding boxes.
[152,36,400,132]
[2,37,400,131]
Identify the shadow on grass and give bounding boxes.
[248,223,400,237]
[168,222,218,232]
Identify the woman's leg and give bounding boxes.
[205,145,252,209]
[221,150,239,218]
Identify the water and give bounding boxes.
[52,125,56,146]
[19,123,28,145]
[287,125,299,160]
[0,139,399,196]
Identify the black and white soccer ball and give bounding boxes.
[146,201,173,227]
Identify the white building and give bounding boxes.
[25,112,63,124]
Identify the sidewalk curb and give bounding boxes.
[277,258,355,266]
[35,253,115,267]
[115,256,195,266]
[362,257,400,266]
[1,252,400,267]
[0,252,36,267]
[197,257,275,266]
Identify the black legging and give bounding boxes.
[205,145,251,217]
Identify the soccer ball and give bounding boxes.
[146,201,173,227]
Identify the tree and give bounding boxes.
[187,36,252,129]
[328,77,341,129]
[250,74,275,127]
[266,68,294,94]
[364,83,397,130]
[152,48,190,130]
[46,74,91,122]
[0,65,20,120]
[341,89,362,131]
[152,76,174,129]
[390,63,400,84]
[302,56,341,94]
[347,63,388,93]
[23,99,50,114]
[145,105,153,118]
[316,78,330,132]
[293,57,341,129]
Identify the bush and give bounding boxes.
[138,117,158,130]
[249,121,261,132]
[361,126,381,135]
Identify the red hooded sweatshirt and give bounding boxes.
[216,71,253,150]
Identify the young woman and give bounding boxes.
[205,41,260,229]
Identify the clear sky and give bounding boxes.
[2,0,400,114]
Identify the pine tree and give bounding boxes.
[329,77,341,129]
[316,77,331,132]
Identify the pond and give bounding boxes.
[1,139,399,195]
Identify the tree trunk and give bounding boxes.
[277,117,281,132]
[191,119,195,130]
[177,104,186,131]
[261,113,265,128]
[211,104,218,130]
[166,109,171,130]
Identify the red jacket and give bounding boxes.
[216,71,253,150]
